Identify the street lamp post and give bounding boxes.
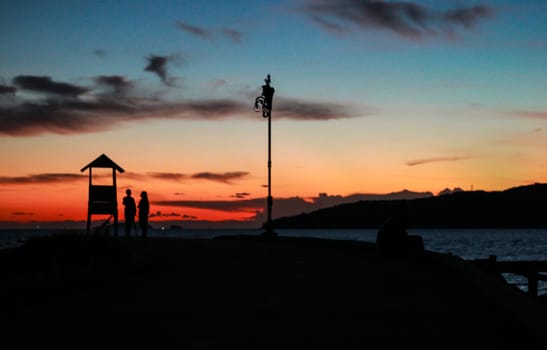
[255,74,276,237]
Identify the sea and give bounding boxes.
[1,227,546,295]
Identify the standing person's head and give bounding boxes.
[126,189,132,196]
[140,191,148,200]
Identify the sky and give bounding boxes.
[1,0,547,228]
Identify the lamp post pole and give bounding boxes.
[255,74,276,237]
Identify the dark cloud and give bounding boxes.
[231,192,251,199]
[275,97,357,120]
[0,95,246,136]
[406,156,474,166]
[176,21,214,40]
[94,75,133,95]
[179,99,246,118]
[93,49,108,58]
[147,172,189,181]
[0,85,16,94]
[1,73,359,136]
[145,55,168,84]
[144,55,180,86]
[11,212,35,216]
[155,198,265,212]
[154,196,322,220]
[0,96,139,136]
[0,173,84,184]
[304,0,493,39]
[115,171,252,187]
[443,6,491,28]
[221,28,243,43]
[191,171,249,184]
[149,211,182,218]
[0,95,356,135]
[13,75,88,97]
[145,172,249,184]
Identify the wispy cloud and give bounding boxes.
[191,171,249,184]
[304,0,493,40]
[511,110,547,120]
[220,28,243,43]
[495,128,546,150]
[92,49,108,58]
[146,171,249,184]
[147,172,189,181]
[176,20,243,43]
[11,212,35,216]
[311,15,348,35]
[406,156,475,167]
[118,172,148,181]
[94,75,133,95]
[0,170,250,187]
[275,97,359,120]
[231,192,251,199]
[0,173,85,184]
[176,21,214,40]
[205,78,228,89]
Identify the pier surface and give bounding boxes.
[2,234,547,349]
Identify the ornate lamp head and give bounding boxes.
[254,74,275,118]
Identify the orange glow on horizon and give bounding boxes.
[2,142,546,226]
[0,180,263,224]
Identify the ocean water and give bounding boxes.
[1,227,546,295]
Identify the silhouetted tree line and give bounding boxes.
[272,183,547,229]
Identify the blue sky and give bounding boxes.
[2,0,546,106]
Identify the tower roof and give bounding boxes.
[80,153,125,173]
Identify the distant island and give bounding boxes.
[272,183,547,229]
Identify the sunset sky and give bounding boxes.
[1,0,546,228]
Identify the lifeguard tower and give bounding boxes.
[80,154,125,235]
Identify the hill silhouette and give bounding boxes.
[272,183,547,229]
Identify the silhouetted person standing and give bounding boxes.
[123,189,136,237]
[138,191,150,238]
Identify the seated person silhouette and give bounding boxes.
[376,201,423,254]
